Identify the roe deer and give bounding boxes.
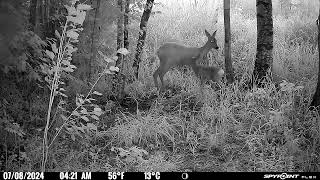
[192,64,224,87]
[153,30,219,91]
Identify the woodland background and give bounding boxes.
[0,0,320,172]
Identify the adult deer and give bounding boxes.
[153,30,219,91]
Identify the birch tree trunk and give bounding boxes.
[132,0,154,79]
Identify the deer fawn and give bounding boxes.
[192,64,224,88]
[153,30,219,91]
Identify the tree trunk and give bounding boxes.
[29,0,37,31]
[72,0,95,84]
[114,0,130,98]
[29,0,43,36]
[89,0,101,82]
[253,0,273,87]
[43,0,56,39]
[44,0,50,36]
[224,0,234,83]
[113,0,125,99]
[124,0,130,50]
[310,8,320,111]
[30,0,49,38]
[132,0,154,79]
[116,0,124,66]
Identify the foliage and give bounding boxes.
[40,0,126,171]
[111,146,176,171]
[103,111,177,147]
[2,0,320,173]
[0,3,50,81]
[40,0,133,171]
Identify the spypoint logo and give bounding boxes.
[264,173,299,180]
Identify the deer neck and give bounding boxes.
[198,44,210,60]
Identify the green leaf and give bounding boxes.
[72,111,80,117]
[55,30,61,39]
[104,57,115,63]
[117,48,129,55]
[88,98,96,101]
[65,6,77,16]
[92,91,102,96]
[45,50,55,60]
[87,123,97,131]
[90,115,99,120]
[18,57,27,72]
[94,107,102,112]
[76,11,86,25]
[93,108,102,116]
[98,50,106,58]
[66,30,79,39]
[80,108,88,114]
[51,42,58,54]
[63,66,74,72]
[58,91,68,97]
[28,71,41,81]
[295,86,304,91]
[70,0,79,5]
[71,134,75,141]
[60,114,68,121]
[110,66,119,72]
[77,125,85,133]
[70,65,77,69]
[61,59,70,65]
[77,4,92,11]
[81,116,89,122]
[104,69,115,75]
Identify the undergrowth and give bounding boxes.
[1,0,320,172]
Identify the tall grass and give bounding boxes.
[29,0,319,172]
[108,0,320,172]
[135,0,319,89]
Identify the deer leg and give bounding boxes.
[159,65,170,92]
[159,71,166,92]
[198,76,207,99]
[200,79,204,88]
[153,67,160,90]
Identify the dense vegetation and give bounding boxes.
[1,0,319,172]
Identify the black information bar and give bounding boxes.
[1,172,319,180]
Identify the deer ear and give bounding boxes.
[212,30,217,37]
[205,30,211,38]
